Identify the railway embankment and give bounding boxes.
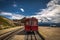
[0,26,23,35]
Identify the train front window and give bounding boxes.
[25,22,29,25]
[34,21,37,26]
[31,21,37,26]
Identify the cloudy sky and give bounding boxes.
[0,0,60,23]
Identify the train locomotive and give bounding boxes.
[25,17,38,32]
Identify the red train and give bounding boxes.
[25,17,38,32]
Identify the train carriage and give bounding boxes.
[25,17,38,32]
[25,18,31,31]
[31,17,38,31]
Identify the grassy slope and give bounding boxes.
[38,26,60,40]
[0,16,15,29]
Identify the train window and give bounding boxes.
[34,21,37,26]
[31,21,37,26]
[25,22,29,25]
[25,18,38,26]
[25,20,31,26]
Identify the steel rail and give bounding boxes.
[0,28,23,40]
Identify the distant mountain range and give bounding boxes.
[38,22,60,27]
[0,16,60,28]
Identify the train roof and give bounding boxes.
[25,17,38,21]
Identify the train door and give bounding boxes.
[31,18,38,31]
[25,18,31,32]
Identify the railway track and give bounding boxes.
[0,28,44,40]
[25,31,45,40]
[0,28,24,40]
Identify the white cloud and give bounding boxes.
[0,12,25,19]
[30,0,60,23]
[13,3,17,7]
[0,0,60,23]
[11,14,25,19]
[0,12,12,16]
[20,8,24,12]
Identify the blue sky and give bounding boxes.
[0,0,50,16]
[0,0,60,23]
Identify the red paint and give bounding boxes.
[31,26,38,31]
[25,17,38,32]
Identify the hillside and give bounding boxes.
[0,16,15,29]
